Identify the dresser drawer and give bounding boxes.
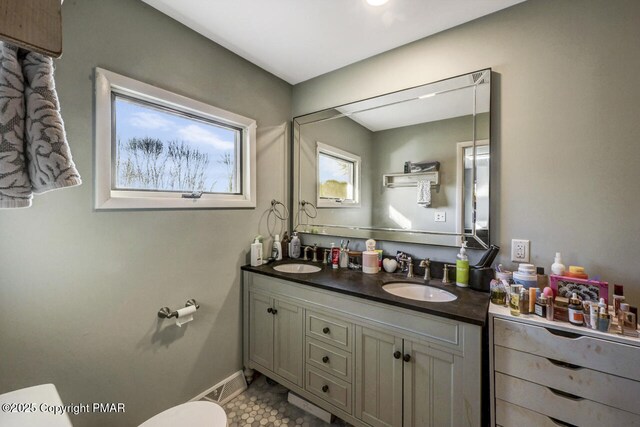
[494,318,640,381]
[495,345,640,415]
[495,373,640,426]
[305,366,352,414]
[307,310,353,352]
[496,399,570,427]
[306,337,352,382]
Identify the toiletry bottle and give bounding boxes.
[510,285,522,316]
[290,232,301,259]
[536,267,549,290]
[519,287,530,315]
[589,302,599,330]
[618,303,629,335]
[250,238,263,266]
[456,242,469,288]
[546,296,554,321]
[529,287,537,313]
[566,266,588,279]
[330,243,339,269]
[281,232,289,258]
[597,307,610,333]
[568,293,584,326]
[551,252,566,276]
[534,296,548,318]
[272,234,282,261]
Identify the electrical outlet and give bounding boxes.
[434,211,446,222]
[511,239,530,262]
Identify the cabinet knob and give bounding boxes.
[322,327,330,334]
[322,356,329,363]
[267,308,273,314]
[322,385,329,393]
[272,308,278,315]
[393,351,402,359]
[403,354,411,362]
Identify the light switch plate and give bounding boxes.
[434,211,446,222]
[511,239,530,262]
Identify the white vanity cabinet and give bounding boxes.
[243,271,483,427]
[489,304,640,427]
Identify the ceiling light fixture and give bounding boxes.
[366,0,389,6]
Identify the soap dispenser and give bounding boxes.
[272,234,282,261]
[456,241,469,288]
[289,232,301,259]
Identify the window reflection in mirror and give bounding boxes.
[317,142,360,207]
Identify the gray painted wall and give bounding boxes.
[293,0,640,303]
[0,0,291,426]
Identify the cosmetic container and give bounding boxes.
[490,280,507,305]
[510,285,522,316]
[554,296,569,322]
[546,297,554,321]
[589,301,598,330]
[519,287,530,315]
[597,307,610,333]
[534,296,548,318]
[529,287,538,313]
[568,293,584,326]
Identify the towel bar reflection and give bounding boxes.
[158,299,200,319]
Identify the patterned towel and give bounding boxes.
[0,42,81,208]
[0,43,31,208]
[23,49,81,194]
[417,179,431,207]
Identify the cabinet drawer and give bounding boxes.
[495,373,640,426]
[305,366,352,414]
[307,310,352,352]
[495,345,640,415]
[306,337,351,382]
[496,399,570,427]
[494,318,640,381]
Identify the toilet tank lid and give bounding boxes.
[0,384,73,427]
[139,401,227,427]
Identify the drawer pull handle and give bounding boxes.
[545,328,582,339]
[549,416,578,427]
[322,327,330,334]
[548,387,584,401]
[322,356,329,363]
[322,385,329,393]
[403,354,411,362]
[393,351,402,359]
[548,358,583,370]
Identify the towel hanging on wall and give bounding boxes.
[0,41,80,208]
[417,179,431,207]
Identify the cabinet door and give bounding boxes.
[249,292,274,370]
[354,326,403,427]
[403,340,461,427]
[273,299,304,386]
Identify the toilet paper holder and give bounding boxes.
[158,299,200,319]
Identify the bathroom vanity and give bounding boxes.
[242,262,489,427]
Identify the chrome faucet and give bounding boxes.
[442,264,456,284]
[303,244,318,262]
[323,249,331,264]
[406,257,414,278]
[419,258,431,281]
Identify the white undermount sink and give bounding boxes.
[382,282,457,302]
[273,263,321,274]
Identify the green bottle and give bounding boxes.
[456,241,469,288]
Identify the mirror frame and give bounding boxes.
[291,68,491,248]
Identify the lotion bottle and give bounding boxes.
[251,238,263,266]
[551,252,566,276]
[290,232,301,259]
[272,234,282,261]
[456,241,469,288]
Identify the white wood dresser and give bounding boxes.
[489,304,640,427]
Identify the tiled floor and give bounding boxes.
[217,374,351,427]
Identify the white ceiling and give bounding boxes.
[141,0,525,85]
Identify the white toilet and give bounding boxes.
[0,384,228,427]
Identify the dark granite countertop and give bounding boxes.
[242,260,489,326]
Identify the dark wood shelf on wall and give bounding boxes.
[382,171,440,188]
[0,0,62,58]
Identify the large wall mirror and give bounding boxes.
[292,69,491,248]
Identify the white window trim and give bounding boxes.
[94,67,256,210]
[316,141,361,208]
